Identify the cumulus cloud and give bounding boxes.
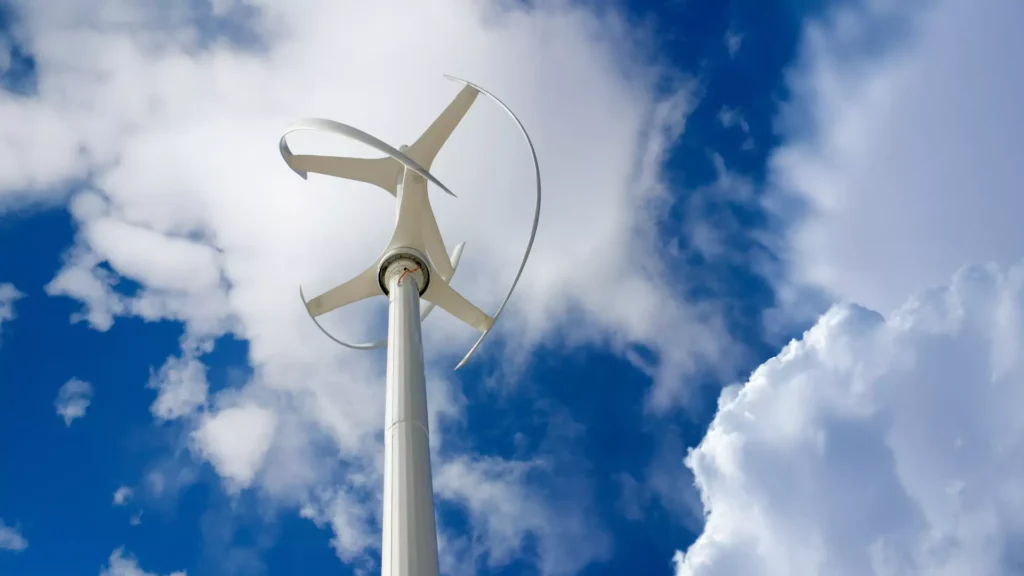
[101,548,185,576]
[0,0,724,571]
[675,261,1024,575]
[191,403,278,491]
[768,0,1024,316]
[55,377,94,426]
[0,519,27,552]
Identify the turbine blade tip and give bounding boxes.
[298,285,315,317]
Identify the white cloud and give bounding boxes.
[0,519,27,552]
[676,261,1024,575]
[718,107,749,135]
[86,217,223,293]
[148,350,209,421]
[0,282,22,341]
[716,108,754,153]
[0,36,10,75]
[101,548,185,576]
[113,485,133,506]
[768,0,1024,316]
[0,0,726,571]
[299,487,377,564]
[191,403,277,491]
[55,377,94,426]
[725,30,743,58]
[435,455,610,576]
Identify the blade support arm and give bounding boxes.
[303,263,382,318]
[284,153,400,196]
[280,118,458,198]
[421,274,494,334]
[404,84,479,170]
[297,243,466,352]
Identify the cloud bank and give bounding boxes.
[674,1,1024,573]
[676,261,1024,575]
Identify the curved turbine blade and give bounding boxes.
[300,286,385,351]
[303,263,381,318]
[280,118,457,198]
[442,75,543,370]
[422,275,493,333]
[404,84,479,170]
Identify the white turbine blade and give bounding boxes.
[419,203,454,280]
[444,75,543,371]
[422,276,493,333]
[404,84,479,170]
[285,154,400,196]
[302,263,381,318]
[420,242,464,320]
[280,118,457,198]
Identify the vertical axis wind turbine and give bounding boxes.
[279,76,541,576]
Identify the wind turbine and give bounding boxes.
[279,76,541,576]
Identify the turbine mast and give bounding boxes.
[381,256,439,575]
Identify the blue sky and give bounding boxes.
[2,0,1024,575]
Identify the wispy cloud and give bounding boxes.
[0,519,27,552]
[0,282,22,343]
[113,485,133,506]
[766,0,1024,315]
[148,348,209,422]
[100,548,185,576]
[725,29,743,58]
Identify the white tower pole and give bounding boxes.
[381,259,439,576]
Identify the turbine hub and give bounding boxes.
[378,247,429,296]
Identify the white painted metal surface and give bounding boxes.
[279,76,542,574]
[381,262,439,576]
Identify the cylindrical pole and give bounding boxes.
[381,260,440,576]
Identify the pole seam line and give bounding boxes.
[387,418,430,438]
